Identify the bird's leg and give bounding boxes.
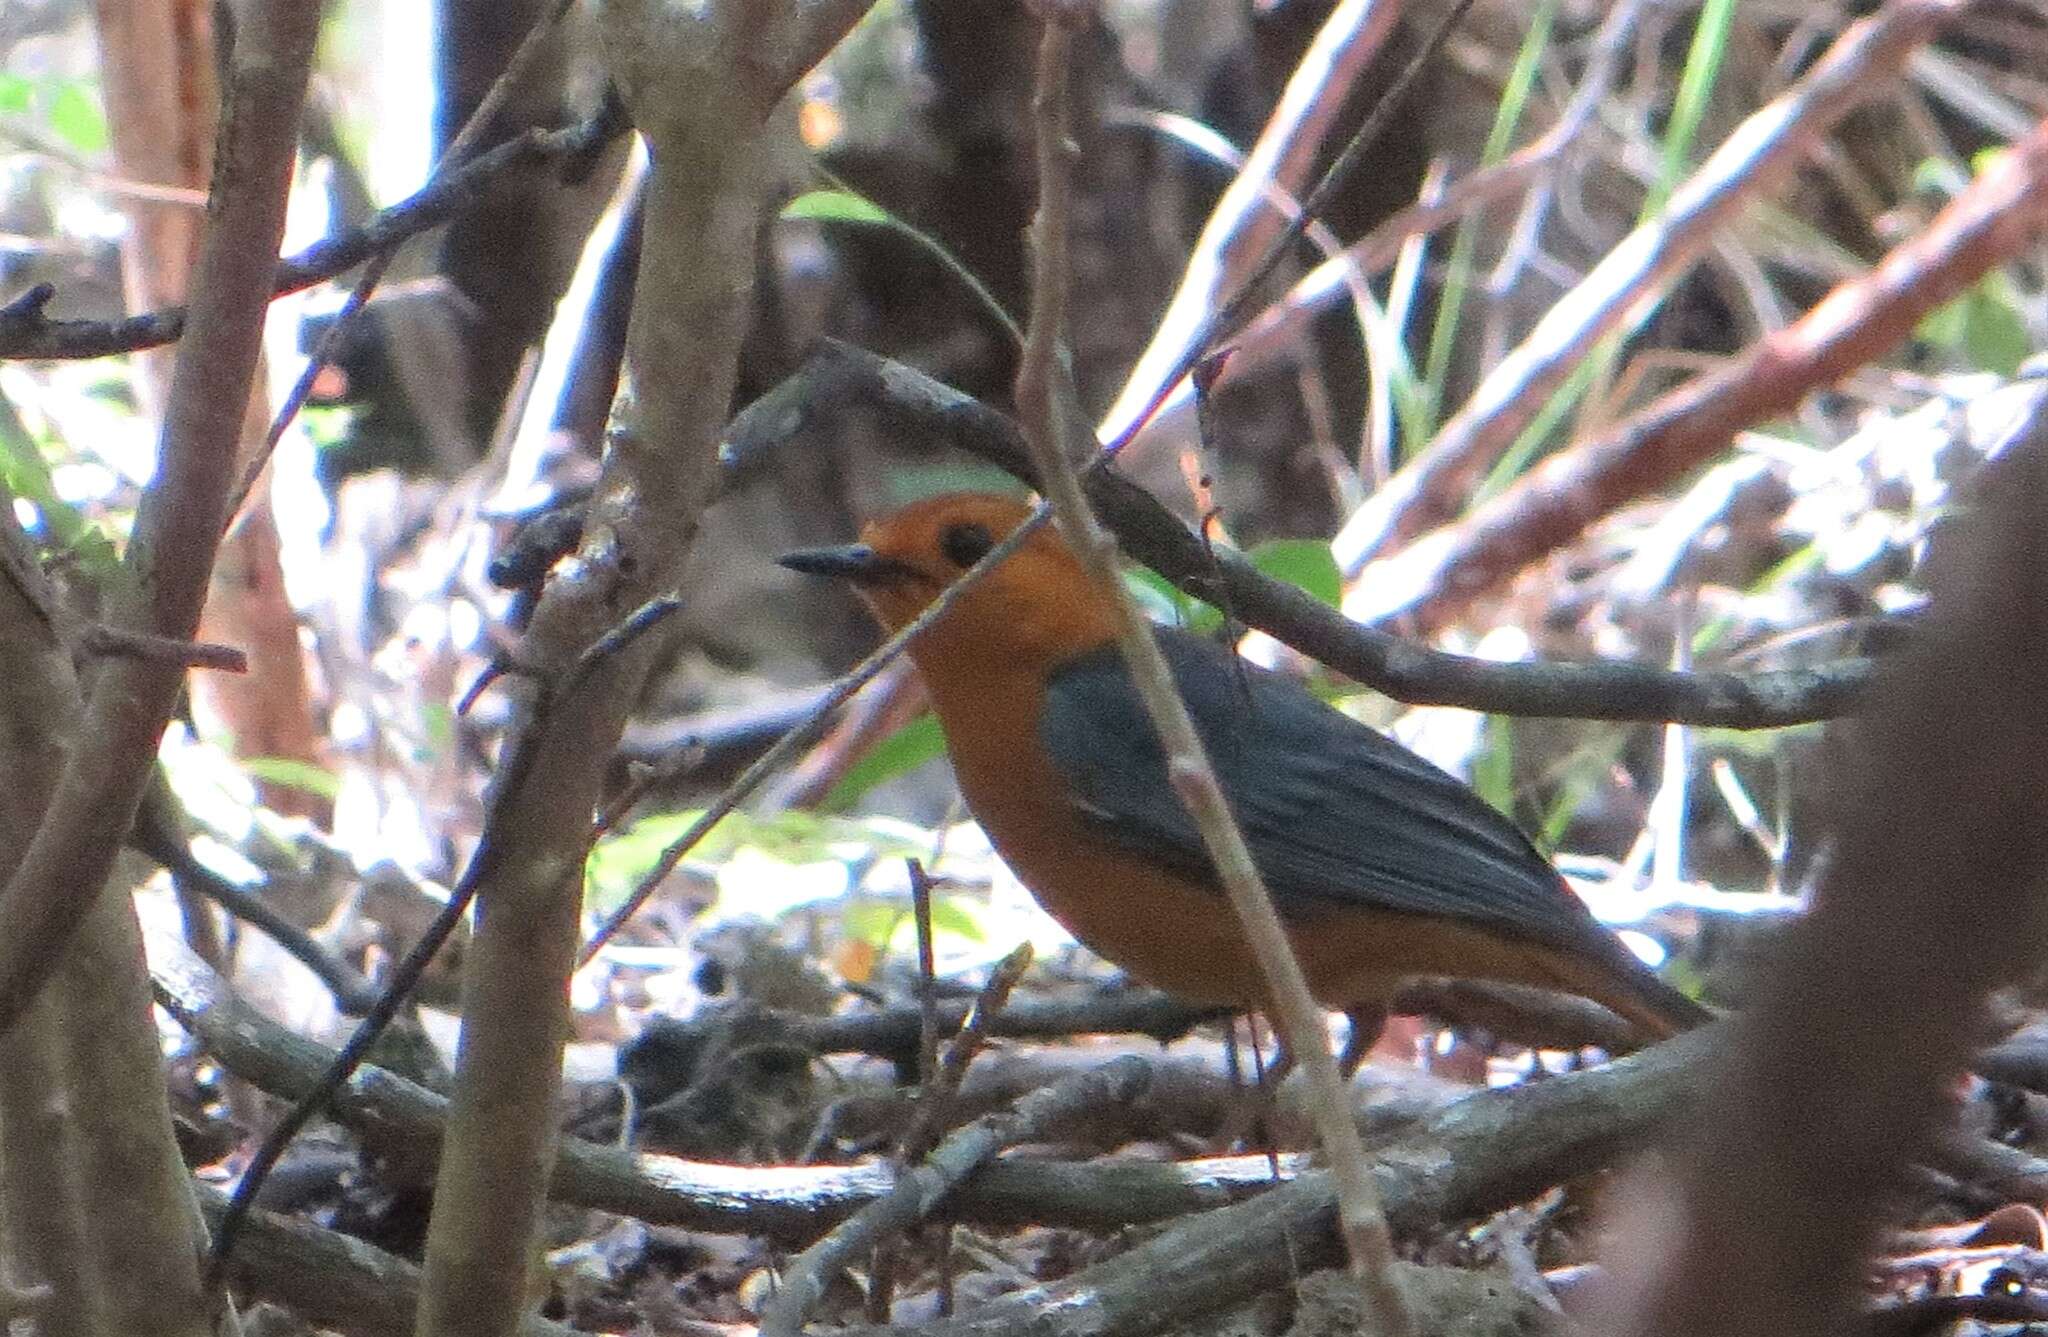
[1211,1015,1279,1153]
[1338,1005,1389,1079]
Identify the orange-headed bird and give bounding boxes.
[780,493,1709,1042]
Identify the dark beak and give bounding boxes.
[777,543,916,587]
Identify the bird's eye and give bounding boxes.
[939,521,995,568]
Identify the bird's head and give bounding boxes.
[778,492,1118,673]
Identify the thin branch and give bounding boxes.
[153,931,1293,1238]
[407,0,881,1328]
[893,944,1034,1166]
[577,505,1057,964]
[759,950,1062,1337]
[0,113,624,362]
[726,340,1880,727]
[227,0,594,526]
[77,625,247,672]
[128,800,381,1015]
[205,574,676,1280]
[846,1027,1720,1337]
[1097,0,1402,447]
[193,1182,580,1337]
[1014,17,1409,1332]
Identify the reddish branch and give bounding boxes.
[1356,111,2048,628]
[1330,0,1970,574]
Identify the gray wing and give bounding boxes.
[1037,632,1617,961]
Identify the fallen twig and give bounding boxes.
[757,1055,1149,1336]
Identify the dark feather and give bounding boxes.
[1038,631,1628,966]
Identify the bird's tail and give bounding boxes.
[1530,939,1717,1042]
[1599,954,1716,1039]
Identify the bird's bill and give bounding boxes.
[776,543,919,587]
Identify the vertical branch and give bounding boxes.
[409,4,874,1337]
[1012,11,1412,1334]
[0,0,317,1027]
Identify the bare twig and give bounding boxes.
[148,924,1773,1306]
[155,933,1286,1237]
[1331,0,1971,574]
[577,507,1057,964]
[909,859,944,1109]
[192,1182,580,1337]
[129,804,381,1014]
[1014,17,1410,1333]
[766,945,1036,1337]
[849,1027,1720,1337]
[77,625,247,672]
[226,0,588,529]
[410,2,879,1332]
[0,114,624,362]
[1096,0,1475,465]
[205,578,664,1277]
[894,944,1034,1166]
[759,1055,1154,1337]
[1098,0,1403,447]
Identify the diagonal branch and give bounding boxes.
[0,112,624,362]
[727,340,1881,727]
[1353,110,2048,628]
[1013,15,1410,1333]
[1329,0,1971,574]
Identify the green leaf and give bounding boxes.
[1247,538,1341,610]
[0,75,32,116]
[782,188,893,225]
[1472,716,1515,819]
[787,169,1022,343]
[45,81,108,155]
[585,809,708,911]
[418,702,455,754]
[0,409,119,576]
[825,712,947,810]
[927,894,987,943]
[1916,276,2030,376]
[842,899,904,947]
[239,757,344,802]
[1915,294,1968,347]
[1124,566,1197,626]
[1961,289,2029,377]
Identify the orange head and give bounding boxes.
[777,493,1119,675]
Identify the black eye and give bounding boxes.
[939,521,995,568]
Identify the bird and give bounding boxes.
[779,492,1711,1045]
